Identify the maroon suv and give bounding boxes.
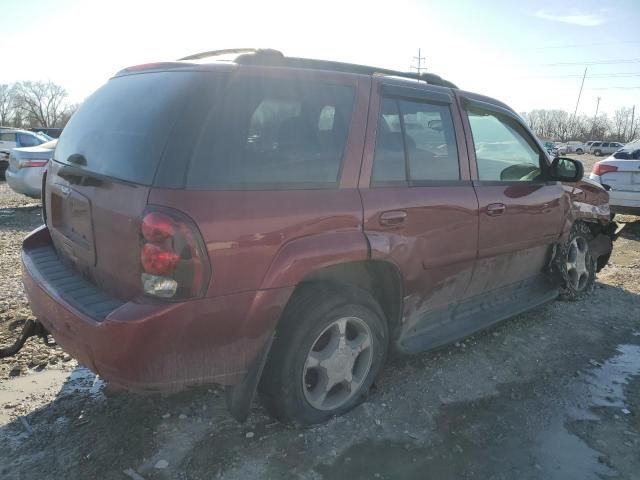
[16,49,617,425]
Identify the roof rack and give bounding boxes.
[178,48,258,61]
[178,49,457,88]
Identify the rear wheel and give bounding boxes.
[555,223,596,300]
[259,284,388,425]
[594,149,602,156]
[576,148,584,154]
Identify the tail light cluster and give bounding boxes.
[17,158,48,169]
[140,207,211,299]
[592,163,618,176]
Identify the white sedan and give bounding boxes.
[589,140,640,216]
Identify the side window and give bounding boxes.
[467,107,543,182]
[372,96,460,185]
[17,133,42,148]
[602,142,610,147]
[371,98,405,183]
[187,78,355,189]
[399,99,459,182]
[592,142,602,147]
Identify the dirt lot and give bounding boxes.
[1,167,639,480]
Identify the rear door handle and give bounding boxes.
[379,210,407,226]
[487,203,506,216]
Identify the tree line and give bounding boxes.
[523,107,638,144]
[0,81,78,129]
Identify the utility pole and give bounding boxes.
[572,67,588,120]
[411,48,426,75]
[630,105,636,142]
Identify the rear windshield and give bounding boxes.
[55,70,355,189]
[54,71,207,185]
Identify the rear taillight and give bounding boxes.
[592,163,618,176]
[18,159,48,169]
[139,207,211,299]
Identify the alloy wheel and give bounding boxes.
[302,316,374,411]
[566,236,591,291]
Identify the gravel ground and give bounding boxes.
[0,179,639,480]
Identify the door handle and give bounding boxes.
[379,210,407,226]
[486,203,506,216]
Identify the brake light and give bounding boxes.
[141,243,179,275]
[139,207,211,299]
[18,159,48,169]
[592,163,618,176]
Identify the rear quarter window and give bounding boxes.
[186,76,355,189]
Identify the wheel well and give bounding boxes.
[297,260,404,340]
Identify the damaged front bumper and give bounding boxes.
[591,221,624,271]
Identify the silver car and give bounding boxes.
[5,139,57,198]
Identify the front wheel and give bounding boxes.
[259,284,388,425]
[555,223,596,300]
[594,149,602,156]
[576,148,584,154]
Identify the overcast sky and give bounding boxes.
[1,0,639,116]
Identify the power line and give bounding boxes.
[592,86,640,90]
[526,40,640,50]
[495,58,640,68]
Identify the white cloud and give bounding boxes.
[535,9,607,27]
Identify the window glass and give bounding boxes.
[399,99,459,181]
[372,97,460,184]
[0,132,15,142]
[602,143,610,147]
[17,133,43,147]
[187,78,355,188]
[467,107,542,182]
[371,98,405,183]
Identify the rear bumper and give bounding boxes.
[5,168,42,197]
[22,226,293,391]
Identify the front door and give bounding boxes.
[459,95,566,298]
[359,82,478,352]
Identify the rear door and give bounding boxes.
[45,70,210,301]
[459,95,566,297]
[359,80,478,350]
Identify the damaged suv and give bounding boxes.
[6,49,618,425]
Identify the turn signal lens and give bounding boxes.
[142,212,176,242]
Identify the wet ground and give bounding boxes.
[1,182,639,479]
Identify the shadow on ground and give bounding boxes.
[1,281,639,480]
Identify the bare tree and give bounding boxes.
[13,81,69,128]
[0,84,14,125]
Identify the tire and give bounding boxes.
[576,148,584,155]
[554,222,596,300]
[594,149,602,156]
[259,283,388,425]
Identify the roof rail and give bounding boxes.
[178,49,457,88]
[178,48,271,61]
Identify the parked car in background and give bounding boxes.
[12,49,618,425]
[589,141,624,156]
[5,139,57,198]
[575,141,596,154]
[589,140,640,215]
[30,128,63,139]
[552,143,569,156]
[0,128,50,179]
[566,141,583,153]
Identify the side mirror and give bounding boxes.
[550,157,584,182]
